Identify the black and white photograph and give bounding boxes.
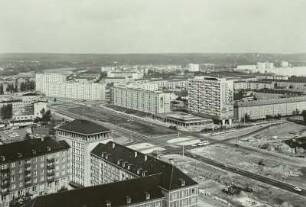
[1,0,306,206]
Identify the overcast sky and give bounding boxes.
[0,0,305,54]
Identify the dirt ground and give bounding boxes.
[161,154,306,207]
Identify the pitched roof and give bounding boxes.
[56,119,110,135]
[91,142,197,191]
[0,138,69,164]
[24,175,164,207]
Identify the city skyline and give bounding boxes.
[1,0,306,54]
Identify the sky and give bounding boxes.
[0,0,305,54]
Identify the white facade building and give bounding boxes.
[107,70,144,80]
[187,64,200,72]
[112,84,171,114]
[188,76,234,124]
[36,73,106,100]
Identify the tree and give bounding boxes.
[244,114,250,122]
[9,193,32,207]
[302,110,306,125]
[0,84,4,94]
[0,104,12,119]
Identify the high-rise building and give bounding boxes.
[111,84,171,114]
[55,119,112,187]
[0,138,70,207]
[35,73,106,101]
[188,76,234,124]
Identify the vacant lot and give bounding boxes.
[67,106,175,136]
[161,154,306,207]
[191,144,306,189]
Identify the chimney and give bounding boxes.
[179,178,186,187]
[126,196,131,204]
[145,192,151,200]
[142,171,147,177]
[144,155,147,162]
[137,168,142,175]
[41,136,44,142]
[127,164,132,170]
[134,151,138,158]
[0,156,5,162]
[106,200,111,207]
[117,159,122,165]
[112,143,115,149]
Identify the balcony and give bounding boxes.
[47,165,55,170]
[24,177,31,183]
[24,163,31,168]
[47,177,55,183]
[1,188,9,195]
[47,158,55,163]
[1,182,9,189]
[47,171,55,177]
[24,170,31,176]
[0,168,10,174]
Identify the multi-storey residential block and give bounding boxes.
[0,138,70,207]
[35,73,106,101]
[55,119,112,187]
[234,81,275,90]
[234,96,306,121]
[107,70,144,80]
[111,84,171,114]
[188,76,234,124]
[90,141,198,207]
[24,175,166,207]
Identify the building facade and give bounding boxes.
[90,142,199,207]
[55,119,112,187]
[234,81,275,91]
[234,96,306,121]
[35,73,106,100]
[188,76,234,124]
[112,84,171,114]
[0,138,70,207]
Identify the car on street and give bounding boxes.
[294,186,302,192]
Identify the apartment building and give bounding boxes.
[35,73,106,100]
[90,141,198,207]
[188,76,234,124]
[55,119,112,187]
[24,175,165,207]
[112,84,171,114]
[234,96,306,121]
[107,70,144,80]
[234,81,275,90]
[0,138,70,207]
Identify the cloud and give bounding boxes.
[0,0,305,53]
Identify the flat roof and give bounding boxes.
[57,119,110,135]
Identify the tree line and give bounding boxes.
[0,80,35,94]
